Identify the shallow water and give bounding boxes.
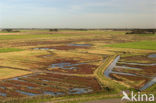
[11,77,19,80]
[16,90,39,96]
[115,66,142,70]
[10,74,31,81]
[111,71,139,77]
[50,62,85,69]
[27,86,34,89]
[148,54,156,58]
[140,77,156,91]
[118,62,156,66]
[104,56,155,90]
[43,55,52,58]
[33,48,49,50]
[33,48,55,50]
[68,44,91,47]
[0,87,6,89]
[68,88,93,94]
[6,72,93,97]
[16,87,92,96]
[104,56,120,77]
[42,79,49,82]
[0,68,96,98]
[0,92,7,96]
[44,91,64,96]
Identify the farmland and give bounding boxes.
[0,30,156,103]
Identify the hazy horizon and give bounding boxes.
[0,0,156,28]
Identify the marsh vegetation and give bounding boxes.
[0,29,155,103]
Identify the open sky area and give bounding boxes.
[0,0,156,28]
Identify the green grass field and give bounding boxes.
[104,41,156,50]
[0,48,24,53]
[0,34,79,40]
[0,31,20,33]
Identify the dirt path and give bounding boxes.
[84,98,123,103]
[44,98,124,103]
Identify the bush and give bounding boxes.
[1,29,20,33]
[2,29,13,32]
[126,29,156,34]
[49,29,58,32]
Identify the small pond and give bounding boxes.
[69,88,93,94]
[33,48,55,50]
[68,44,91,47]
[50,62,85,69]
[148,54,156,58]
[0,92,7,97]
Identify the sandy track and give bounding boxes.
[84,98,124,103]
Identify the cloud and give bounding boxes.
[0,0,155,28]
[69,0,156,14]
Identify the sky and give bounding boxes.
[0,0,156,28]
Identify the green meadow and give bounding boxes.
[0,34,78,40]
[0,48,24,53]
[104,41,156,50]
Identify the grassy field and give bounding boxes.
[0,48,24,53]
[0,31,20,33]
[104,41,156,50]
[0,30,155,103]
[0,34,79,40]
[0,68,31,80]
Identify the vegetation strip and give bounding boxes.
[0,66,30,72]
[104,41,156,50]
[0,48,24,53]
[94,55,126,92]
